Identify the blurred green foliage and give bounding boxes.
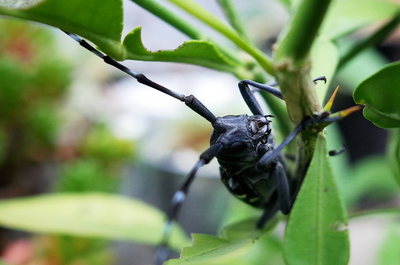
[57,124,135,193]
[0,19,69,165]
[0,19,136,265]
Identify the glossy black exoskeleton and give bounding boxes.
[211,115,285,209]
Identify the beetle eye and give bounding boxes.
[249,121,258,134]
[249,120,270,135]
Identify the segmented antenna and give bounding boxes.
[63,31,217,123]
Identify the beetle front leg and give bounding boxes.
[155,143,223,264]
[273,161,292,215]
[256,160,292,228]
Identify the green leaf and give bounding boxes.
[221,217,279,241]
[122,27,241,74]
[353,61,400,128]
[166,218,279,265]
[167,234,254,265]
[0,193,189,251]
[321,0,399,39]
[284,133,349,265]
[0,0,124,58]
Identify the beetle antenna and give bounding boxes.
[63,31,217,123]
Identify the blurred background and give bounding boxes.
[0,0,399,264]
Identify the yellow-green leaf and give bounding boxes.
[0,193,190,251]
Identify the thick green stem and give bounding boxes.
[273,0,332,123]
[273,0,334,176]
[275,0,332,62]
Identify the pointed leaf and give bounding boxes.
[166,217,279,265]
[122,27,241,73]
[0,193,189,251]
[284,133,349,265]
[353,61,400,128]
[166,234,254,265]
[221,217,279,241]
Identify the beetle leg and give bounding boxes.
[239,76,327,104]
[257,104,362,167]
[155,143,223,264]
[240,79,284,101]
[257,201,280,228]
[313,76,327,84]
[329,144,347,156]
[273,161,291,215]
[257,121,305,170]
[238,81,266,115]
[256,160,291,228]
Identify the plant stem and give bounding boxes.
[168,0,275,76]
[129,0,244,69]
[273,0,333,123]
[275,0,332,62]
[216,0,250,42]
[272,0,334,178]
[130,0,203,40]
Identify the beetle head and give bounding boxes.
[210,114,273,159]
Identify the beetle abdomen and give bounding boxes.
[219,166,277,209]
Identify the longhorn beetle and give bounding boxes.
[63,31,360,264]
